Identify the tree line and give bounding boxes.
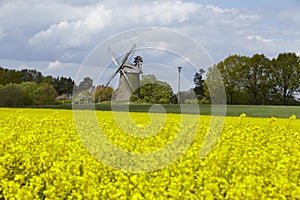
[203,52,300,105]
[74,75,175,104]
[1,51,299,106]
[0,67,74,106]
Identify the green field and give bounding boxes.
[28,104,300,118]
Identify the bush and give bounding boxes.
[199,97,211,104]
[0,84,25,107]
[158,98,170,104]
[184,99,198,104]
[0,82,57,107]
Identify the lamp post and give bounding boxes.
[178,66,182,104]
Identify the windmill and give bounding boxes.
[105,44,143,101]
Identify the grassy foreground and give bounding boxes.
[0,108,300,199]
[29,103,300,118]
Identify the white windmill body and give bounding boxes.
[105,44,143,102]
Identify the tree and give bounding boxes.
[179,88,198,104]
[0,82,58,106]
[140,74,157,84]
[0,83,24,106]
[134,56,143,66]
[94,85,113,102]
[20,69,44,83]
[42,75,55,85]
[205,65,226,104]
[19,82,39,105]
[0,68,21,85]
[271,52,300,104]
[78,77,93,91]
[34,83,57,105]
[131,75,174,104]
[216,55,246,104]
[139,82,173,104]
[242,54,271,104]
[52,77,74,97]
[193,69,205,100]
[0,67,76,99]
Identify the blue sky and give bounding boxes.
[196,0,299,9]
[0,0,299,91]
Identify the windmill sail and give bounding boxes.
[104,44,143,101]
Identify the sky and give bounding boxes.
[0,0,300,92]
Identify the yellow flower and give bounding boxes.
[240,113,247,118]
[289,114,296,120]
[0,108,299,199]
[269,116,277,123]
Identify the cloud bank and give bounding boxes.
[0,0,299,90]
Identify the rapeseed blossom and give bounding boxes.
[0,108,299,199]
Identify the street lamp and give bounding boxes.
[178,66,182,104]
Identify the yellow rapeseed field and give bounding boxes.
[0,108,300,199]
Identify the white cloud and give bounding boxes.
[46,60,64,72]
[44,60,80,80]
[237,35,300,59]
[25,0,264,63]
[46,60,78,73]
[28,1,200,49]
[28,4,112,49]
[0,1,87,28]
[246,35,273,43]
[205,5,231,14]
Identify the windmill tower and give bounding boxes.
[105,44,143,101]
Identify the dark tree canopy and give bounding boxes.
[242,54,271,104]
[52,77,74,97]
[134,56,143,66]
[193,68,205,100]
[271,52,300,104]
